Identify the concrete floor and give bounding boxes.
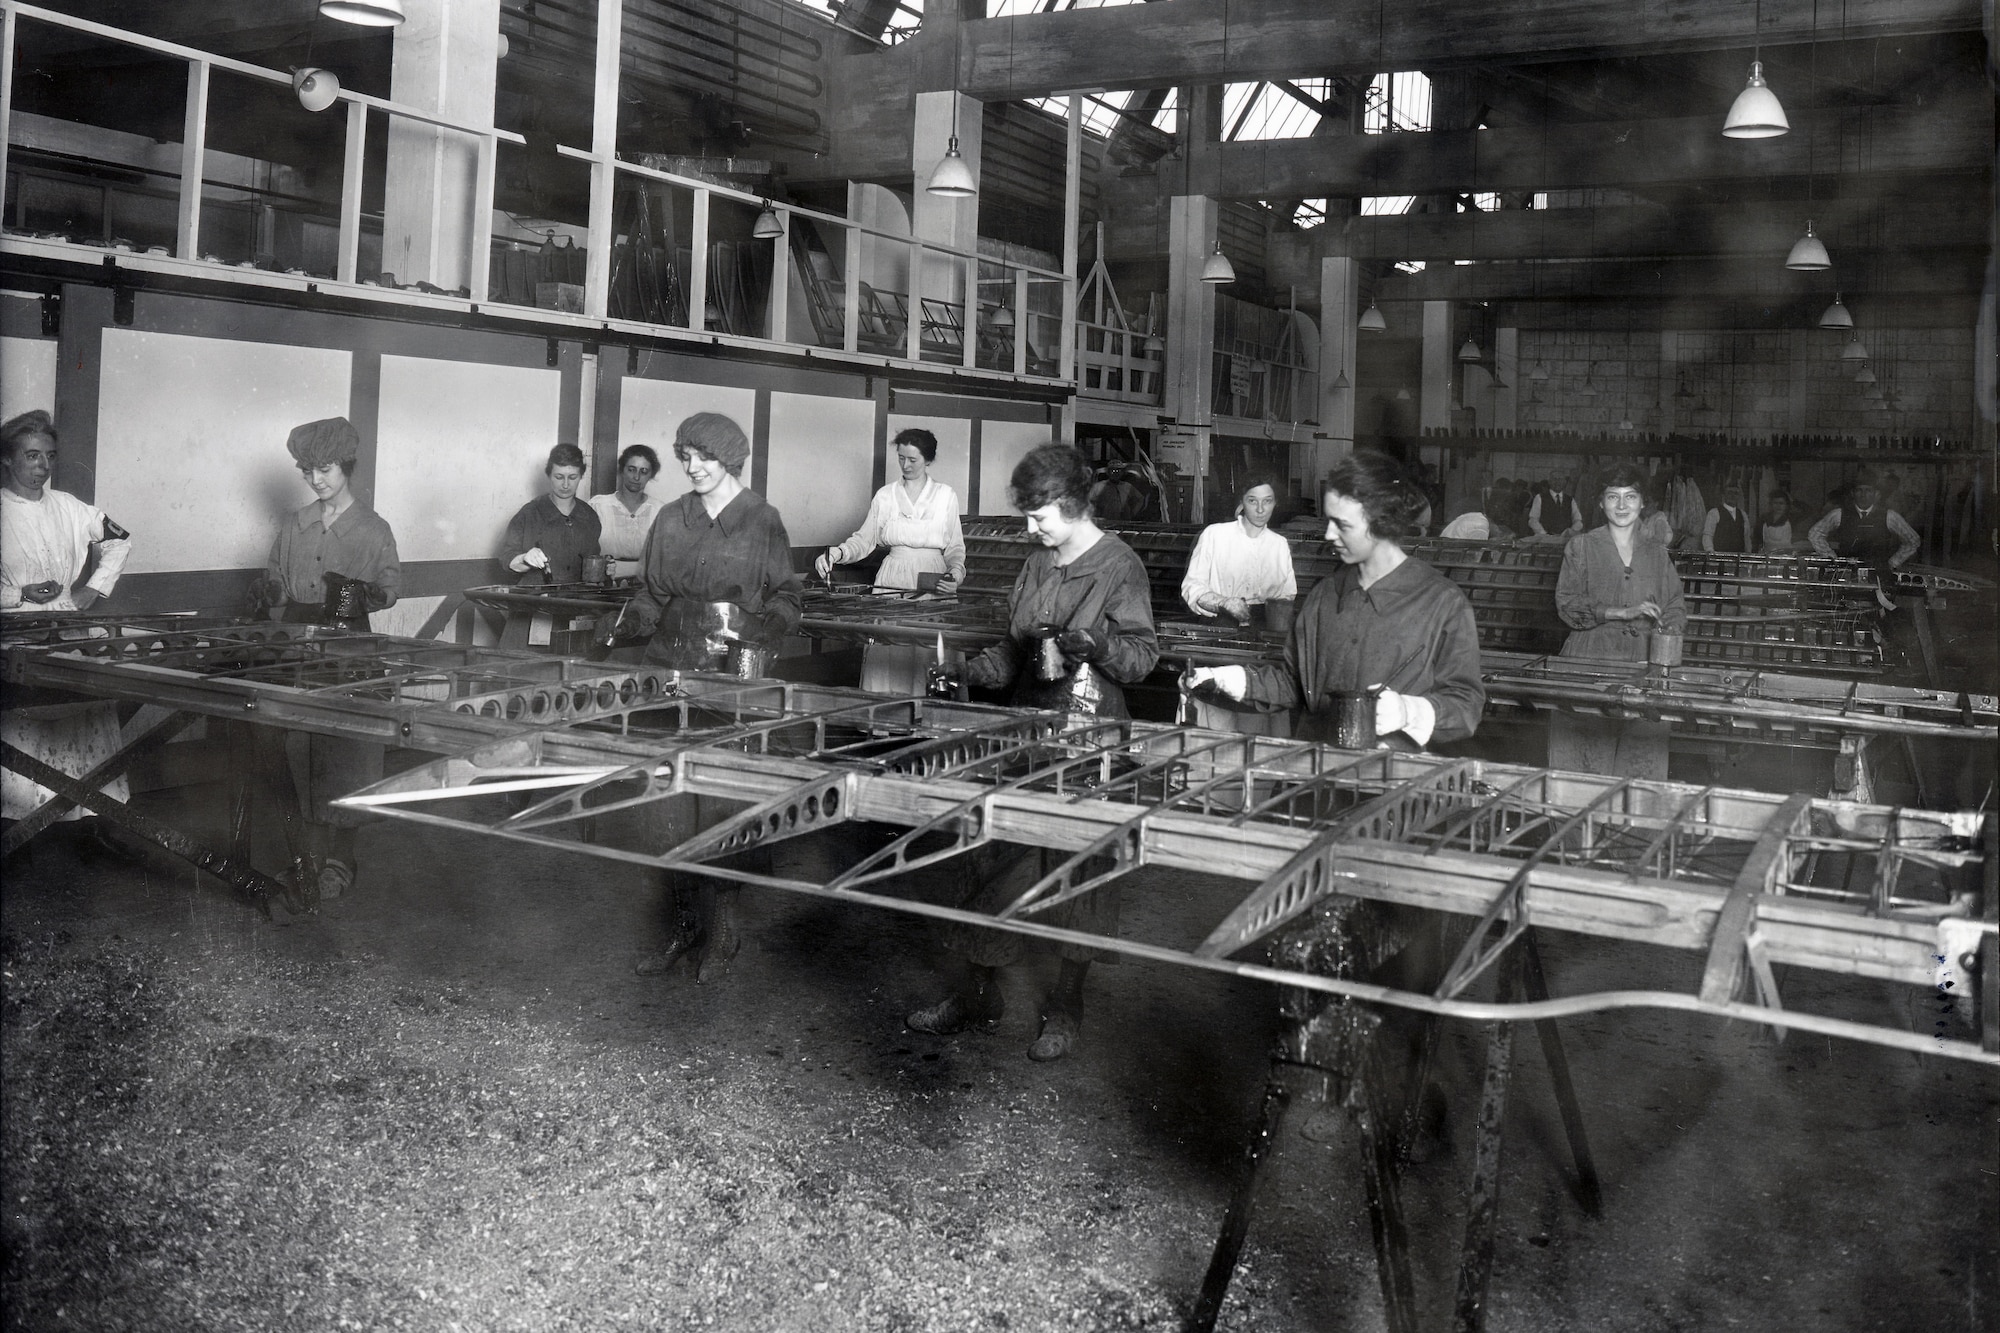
[3,764,1995,1331]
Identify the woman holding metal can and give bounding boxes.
[1188,451,1483,752]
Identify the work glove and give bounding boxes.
[1372,687,1437,748]
[965,654,1006,690]
[1056,627,1105,665]
[1186,665,1248,701]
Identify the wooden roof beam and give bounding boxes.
[955,0,1982,101]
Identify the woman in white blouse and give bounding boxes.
[816,428,966,594]
[1180,474,1296,735]
[815,428,967,694]
[587,444,667,579]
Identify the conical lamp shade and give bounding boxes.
[1840,334,1868,362]
[1818,294,1854,329]
[926,139,977,198]
[321,0,405,25]
[1529,361,1550,382]
[1201,245,1236,284]
[1358,299,1388,332]
[1853,365,1877,384]
[293,67,341,113]
[1785,220,1831,270]
[1458,337,1481,362]
[1723,61,1789,138]
[751,205,784,239]
[989,304,1014,329]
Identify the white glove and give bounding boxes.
[1187,664,1248,701]
[511,546,550,573]
[814,549,838,580]
[1373,687,1437,748]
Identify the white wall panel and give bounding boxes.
[0,337,58,422]
[95,329,350,573]
[975,420,1054,516]
[885,415,971,511]
[375,355,563,564]
[617,378,758,499]
[764,393,876,548]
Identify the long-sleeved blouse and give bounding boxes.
[829,478,965,590]
[1180,520,1296,614]
[1239,556,1484,748]
[500,495,601,584]
[267,500,400,613]
[627,489,802,667]
[1,488,131,611]
[969,533,1158,718]
[1555,525,1686,661]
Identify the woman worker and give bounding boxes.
[618,413,803,983]
[501,443,600,584]
[1188,451,1484,752]
[1180,472,1297,735]
[255,416,401,898]
[588,444,666,580]
[904,444,1158,1063]
[1,410,135,841]
[813,427,967,694]
[1546,463,1686,779]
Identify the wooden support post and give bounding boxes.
[582,0,623,319]
[337,100,367,284]
[688,187,710,334]
[1013,268,1030,377]
[1451,947,1522,1333]
[768,208,792,342]
[0,8,17,213]
[177,59,210,259]
[1187,1078,1290,1333]
[906,240,924,362]
[843,182,862,354]
[469,132,495,303]
[962,253,978,369]
[1060,93,1081,384]
[1521,932,1603,1217]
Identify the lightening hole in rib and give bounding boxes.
[805,795,820,821]
[785,804,799,829]
[597,682,617,709]
[822,787,839,818]
[530,691,549,717]
[480,700,502,718]
[505,694,525,721]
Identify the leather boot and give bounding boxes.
[695,887,742,983]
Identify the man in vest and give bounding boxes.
[1528,475,1582,539]
[1808,469,1920,609]
[1702,481,1753,553]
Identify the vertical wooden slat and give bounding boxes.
[842,181,861,354]
[1059,94,1082,383]
[767,207,790,342]
[582,0,623,319]
[0,9,18,212]
[176,59,209,259]
[905,240,923,363]
[1013,267,1029,377]
[468,132,495,303]
[337,99,366,284]
[687,187,709,332]
[961,254,977,369]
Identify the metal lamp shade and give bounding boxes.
[320,0,406,25]
[1818,295,1854,329]
[926,141,977,198]
[1854,365,1877,384]
[752,205,784,239]
[1200,245,1236,283]
[990,304,1015,329]
[293,67,341,113]
[1785,221,1831,271]
[1723,61,1789,138]
[1458,337,1482,362]
[1357,300,1388,332]
[1840,335,1868,362]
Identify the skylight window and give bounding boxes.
[1363,71,1432,134]
[1026,91,1134,138]
[986,0,1147,12]
[1221,80,1330,141]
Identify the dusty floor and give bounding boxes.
[3,779,1996,1332]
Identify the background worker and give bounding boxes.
[588,444,665,580]
[501,443,600,585]
[1180,472,1297,734]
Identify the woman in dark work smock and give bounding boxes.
[1190,451,1484,752]
[904,444,1159,1063]
[499,442,600,584]
[616,412,801,983]
[1548,463,1687,780]
[256,416,402,901]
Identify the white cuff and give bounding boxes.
[1400,694,1437,748]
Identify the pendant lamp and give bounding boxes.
[293,66,341,113]
[1839,334,1868,362]
[1201,243,1235,284]
[1723,61,1789,138]
[927,139,977,198]
[1358,299,1388,332]
[1529,361,1550,382]
[990,303,1014,329]
[1854,365,1877,385]
[1818,293,1853,329]
[752,204,784,239]
[1785,220,1831,270]
[1457,337,1482,362]
[321,0,405,25]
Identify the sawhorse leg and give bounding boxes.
[1,707,195,857]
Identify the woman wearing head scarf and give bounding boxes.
[1,410,137,839]
[588,444,667,579]
[617,413,802,983]
[500,443,600,585]
[1180,471,1297,735]
[1547,463,1686,779]
[813,426,967,694]
[904,445,1159,1064]
[255,416,401,899]
[1189,451,1484,752]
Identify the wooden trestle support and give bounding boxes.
[3,615,1995,1329]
